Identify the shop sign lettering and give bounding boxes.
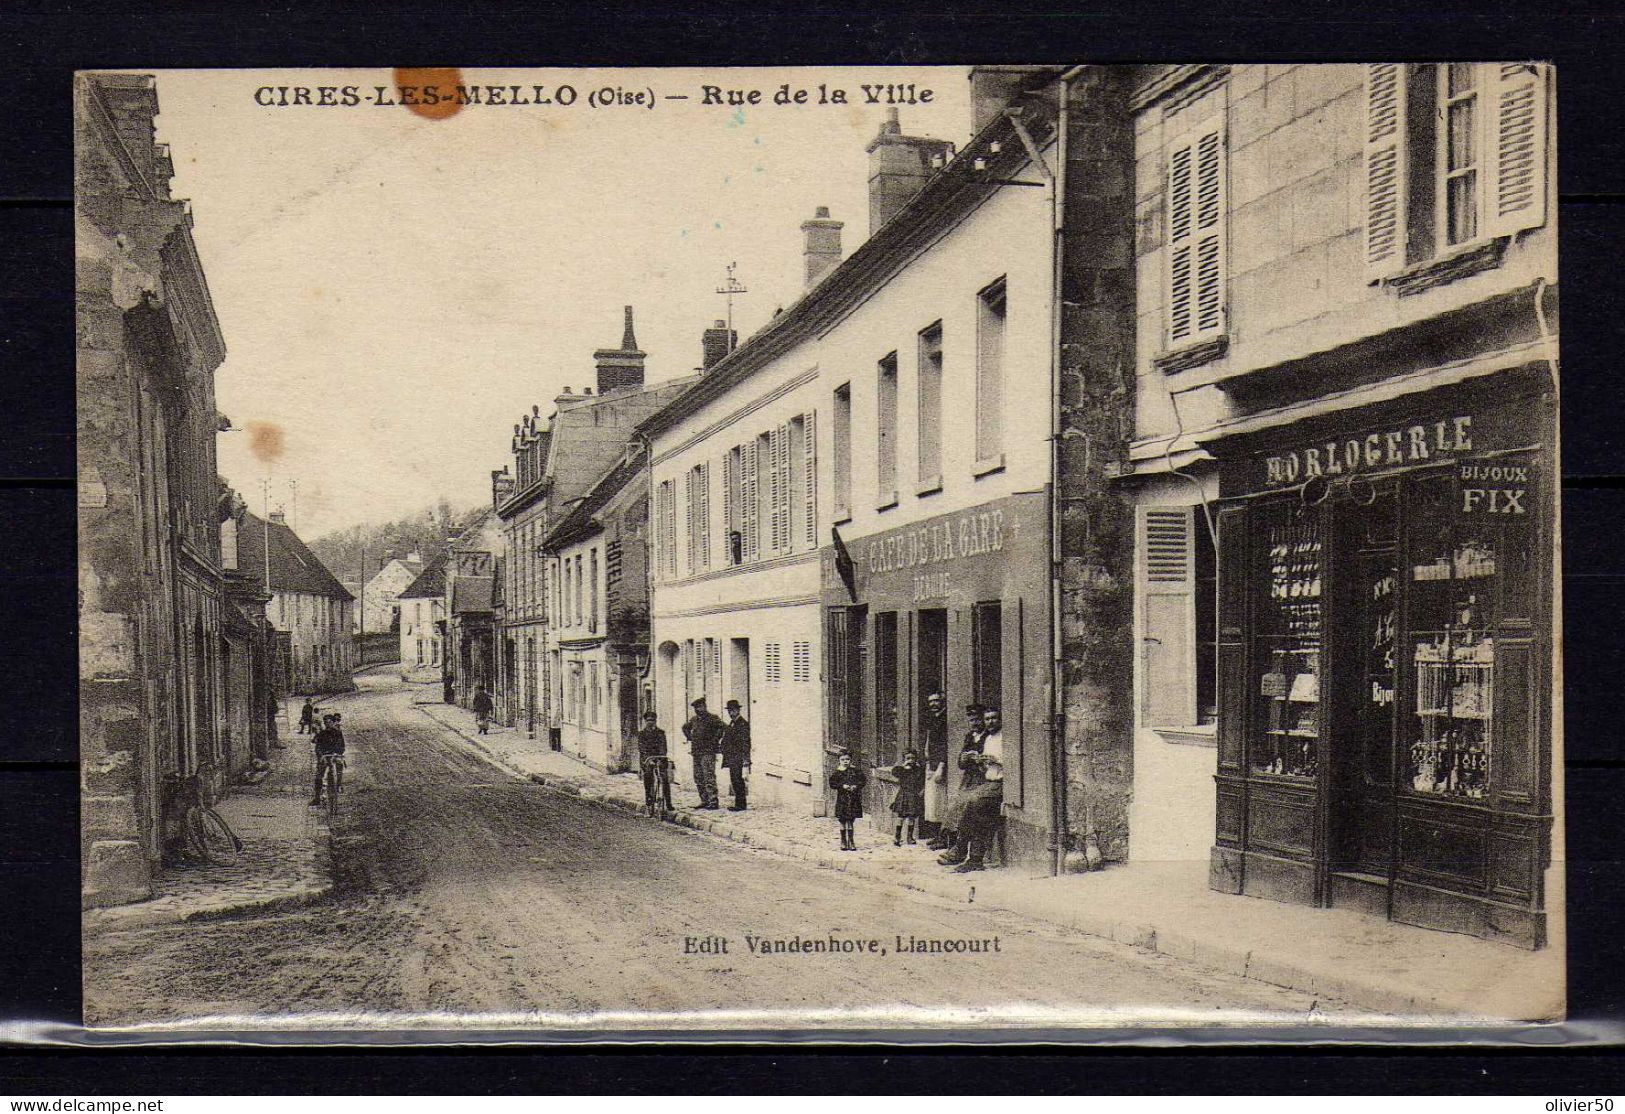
[1458,460,1531,515]
[865,507,1006,576]
[1263,416,1474,487]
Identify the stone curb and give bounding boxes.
[84,794,337,937]
[424,704,1454,1018]
[83,868,332,935]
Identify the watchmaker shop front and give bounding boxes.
[1203,375,1555,948]
[822,492,1054,863]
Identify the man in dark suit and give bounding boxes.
[721,698,752,811]
[682,697,725,809]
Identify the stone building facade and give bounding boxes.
[77,73,233,907]
[1116,63,1557,946]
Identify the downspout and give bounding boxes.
[1008,71,1072,876]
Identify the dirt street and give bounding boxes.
[85,677,1327,1031]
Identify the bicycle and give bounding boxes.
[170,775,243,866]
[316,751,345,817]
[642,755,673,817]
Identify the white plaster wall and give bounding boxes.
[817,152,1054,545]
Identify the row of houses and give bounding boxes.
[441,64,1558,949]
[78,73,356,908]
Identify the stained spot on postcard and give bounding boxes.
[394,67,463,120]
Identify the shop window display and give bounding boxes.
[1405,478,1496,800]
[1253,511,1321,779]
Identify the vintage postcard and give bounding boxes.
[77,64,1563,1033]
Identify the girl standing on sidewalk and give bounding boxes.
[829,751,866,851]
[889,749,926,846]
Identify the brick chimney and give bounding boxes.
[701,319,736,370]
[268,510,286,525]
[593,305,646,394]
[866,109,954,238]
[492,467,514,508]
[801,206,843,289]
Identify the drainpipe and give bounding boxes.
[1008,71,1070,876]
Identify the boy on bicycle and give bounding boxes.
[310,712,346,806]
[636,710,673,814]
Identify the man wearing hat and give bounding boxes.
[682,696,725,809]
[720,698,752,811]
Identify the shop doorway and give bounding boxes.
[826,605,867,774]
[1326,487,1401,916]
[916,609,947,715]
[729,637,751,720]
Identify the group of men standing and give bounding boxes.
[635,695,752,813]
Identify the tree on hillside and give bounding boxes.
[309,500,476,589]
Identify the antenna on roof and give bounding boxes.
[715,261,748,341]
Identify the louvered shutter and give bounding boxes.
[1485,63,1549,239]
[1363,63,1408,280]
[722,450,736,564]
[776,422,792,552]
[683,469,695,575]
[661,481,677,580]
[1166,117,1226,346]
[766,427,782,554]
[743,441,759,561]
[803,411,817,548]
[697,462,711,569]
[1143,508,1196,727]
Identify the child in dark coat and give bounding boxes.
[888,749,926,846]
[829,751,867,851]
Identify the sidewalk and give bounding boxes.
[419,700,1562,1023]
[83,737,334,935]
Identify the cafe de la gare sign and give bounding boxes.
[824,494,1044,604]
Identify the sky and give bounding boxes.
[151,67,973,541]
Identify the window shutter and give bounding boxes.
[683,469,695,575]
[1363,63,1409,280]
[1142,508,1195,727]
[697,462,711,569]
[1193,127,1226,338]
[767,427,782,554]
[775,422,792,552]
[743,441,759,561]
[803,411,817,548]
[1166,139,1195,344]
[1166,118,1226,346]
[1485,63,1549,240]
[722,451,736,564]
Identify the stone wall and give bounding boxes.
[1055,67,1139,865]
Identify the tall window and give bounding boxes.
[1165,114,1227,348]
[832,384,852,519]
[1441,64,1480,247]
[876,354,898,503]
[976,279,1007,464]
[917,325,943,486]
[574,555,583,626]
